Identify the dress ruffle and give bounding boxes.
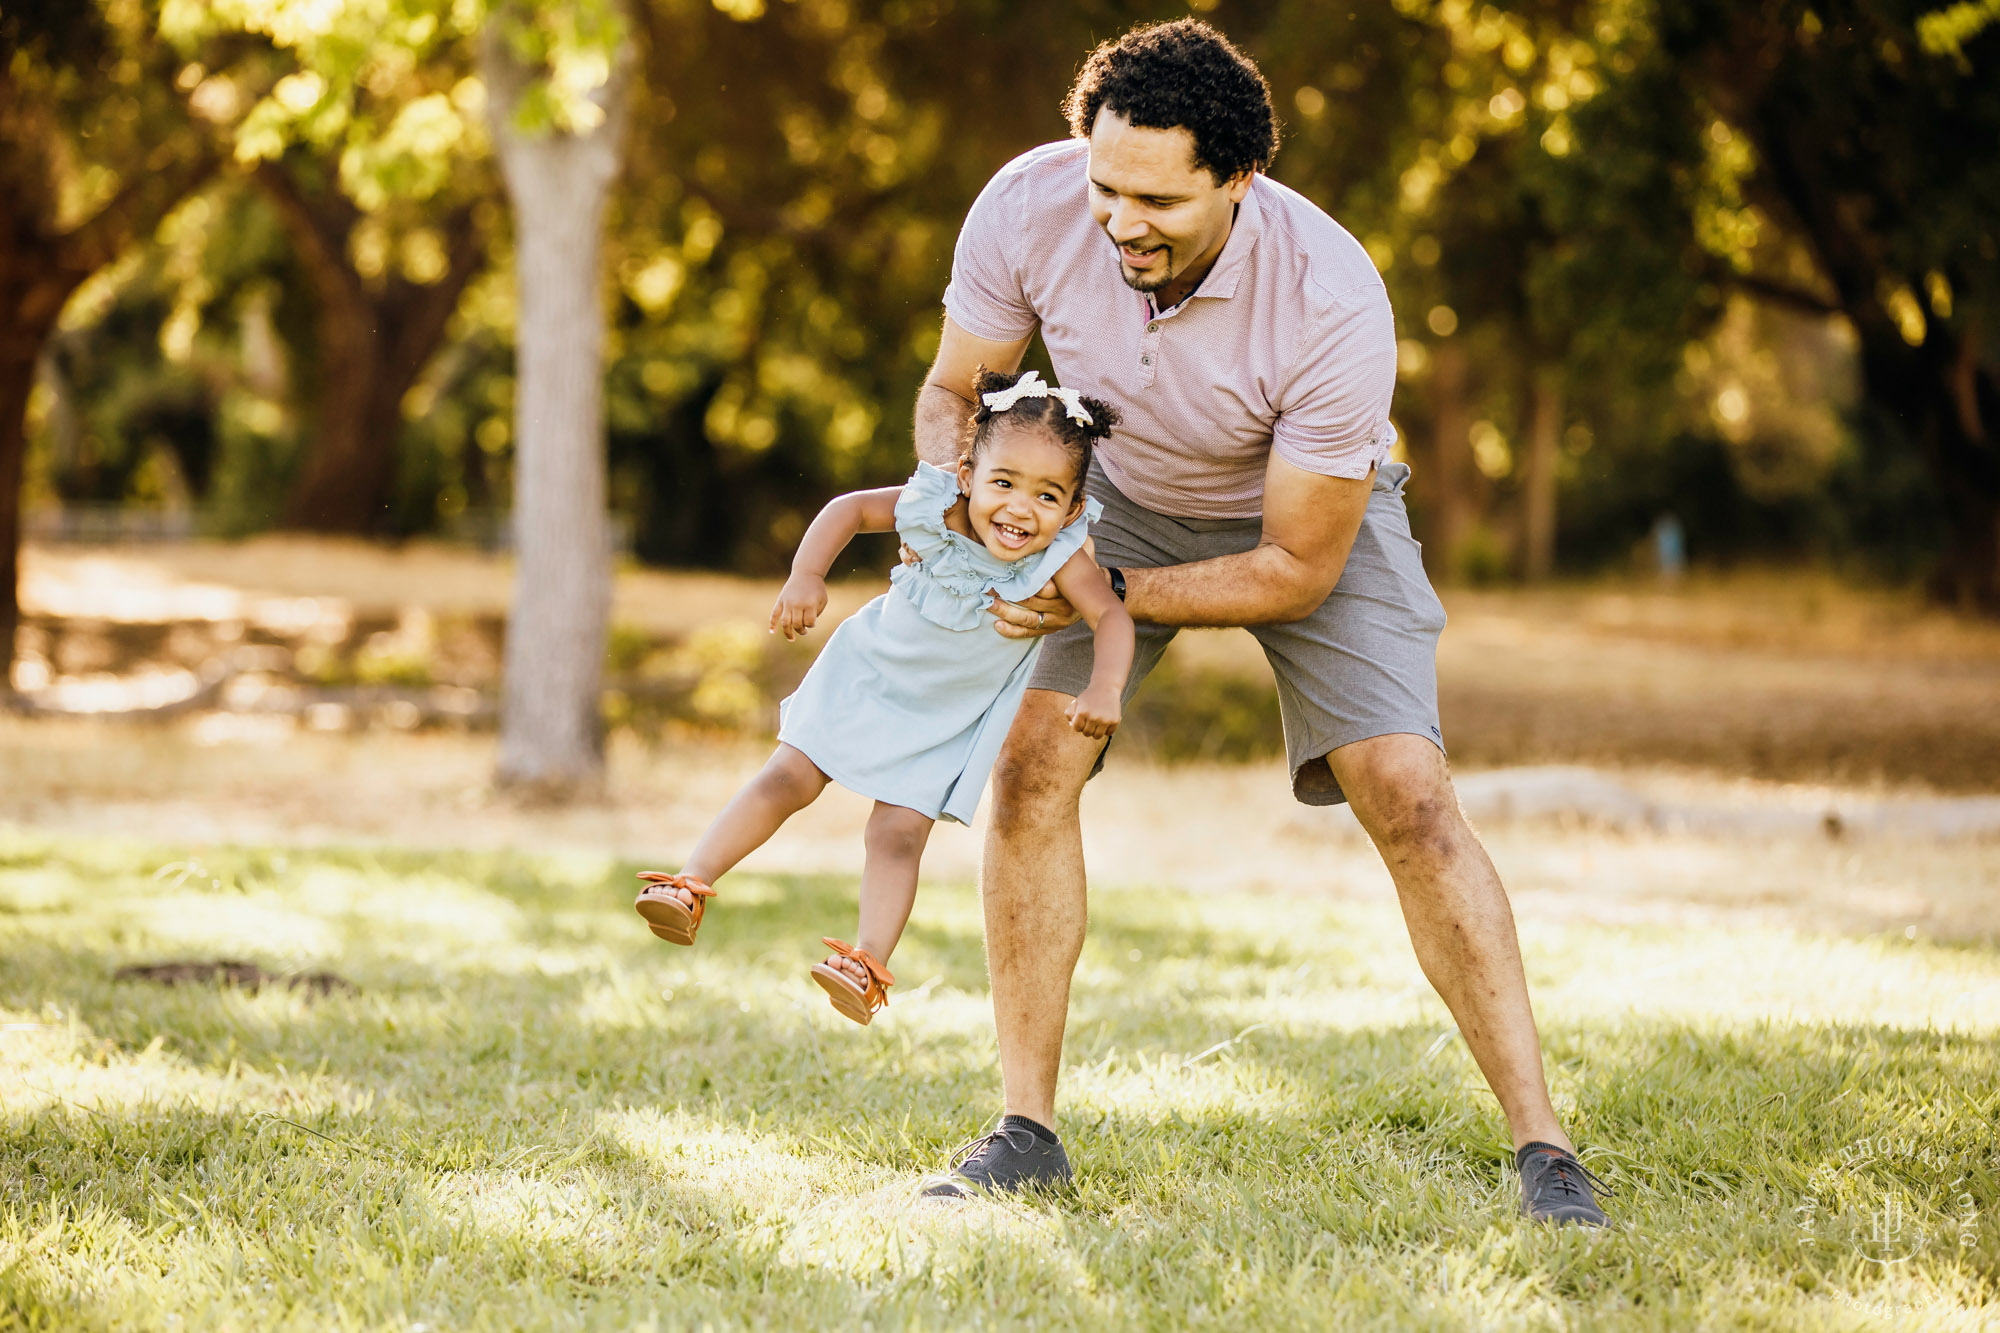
[889,461,1103,631]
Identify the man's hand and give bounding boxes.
[987,537,1098,639]
[988,581,1081,639]
[770,572,829,640]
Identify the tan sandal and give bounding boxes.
[810,937,894,1026]
[634,872,715,945]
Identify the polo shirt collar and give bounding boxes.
[1192,179,1264,301]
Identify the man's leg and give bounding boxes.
[919,689,1101,1198]
[1329,732,1570,1152]
[979,689,1104,1131]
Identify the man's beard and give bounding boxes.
[1114,241,1173,293]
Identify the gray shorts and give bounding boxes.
[1030,460,1448,806]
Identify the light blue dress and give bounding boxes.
[777,462,1102,825]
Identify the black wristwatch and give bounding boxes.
[1106,566,1127,602]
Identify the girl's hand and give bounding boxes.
[771,573,829,640]
[1066,684,1121,739]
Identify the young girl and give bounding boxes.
[633,368,1135,1026]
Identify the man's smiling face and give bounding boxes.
[1086,106,1252,306]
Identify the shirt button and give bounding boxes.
[1146,322,1159,333]
[1140,355,1153,366]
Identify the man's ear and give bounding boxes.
[1226,170,1254,204]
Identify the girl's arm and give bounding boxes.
[772,486,903,640]
[1047,548,1136,739]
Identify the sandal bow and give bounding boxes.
[818,937,895,1018]
[634,872,715,945]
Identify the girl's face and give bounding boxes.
[957,422,1085,562]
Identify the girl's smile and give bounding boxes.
[990,518,1035,552]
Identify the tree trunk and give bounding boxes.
[485,23,631,795]
[0,271,82,690]
[257,164,486,533]
[0,336,44,692]
[281,281,405,530]
[1521,367,1562,582]
[1939,327,2000,609]
[1420,339,1474,581]
[1738,92,2000,611]
[0,50,217,684]
[1869,321,1999,612]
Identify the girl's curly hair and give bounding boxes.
[1063,19,1278,182]
[960,367,1119,496]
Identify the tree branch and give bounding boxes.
[252,159,364,303]
[1722,268,1843,317]
[57,140,220,277]
[385,204,486,385]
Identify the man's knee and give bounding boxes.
[1337,737,1465,861]
[989,701,1093,838]
[988,749,1081,838]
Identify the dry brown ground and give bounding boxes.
[22,537,2000,788]
[5,720,1995,945]
[1175,577,2000,790]
[8,538,1998,944]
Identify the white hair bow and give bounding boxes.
[980,370,1094,426]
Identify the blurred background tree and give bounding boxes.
[1657,0,2000,608]
[0,0,241,681]
[481,0,633,791]
[8,0,1997,657]
[169,0,496,532]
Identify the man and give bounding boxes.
[912,20,1608,1226]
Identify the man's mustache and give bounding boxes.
[1107,232,1168,257]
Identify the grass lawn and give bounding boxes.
[2,829,1996,1330]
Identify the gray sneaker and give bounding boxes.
[1517,1141,1612,1226]
[920,1119,1072,1199]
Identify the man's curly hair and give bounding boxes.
[1062,19,1278,183]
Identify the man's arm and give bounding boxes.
[914,315,1032,466]
[1125,453,1373,626]
[991,451,1373,637]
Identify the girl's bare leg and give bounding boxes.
[661,744,828,908]
[829,801,933,982]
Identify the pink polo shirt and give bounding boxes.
[944,140,1398,520]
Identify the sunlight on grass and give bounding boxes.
[603,1108,823,1206]
[2,829,1996,1329]
[1533,924,2000,1032]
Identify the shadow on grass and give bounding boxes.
[5,838,1999,1325]
[0,1097,976,1330]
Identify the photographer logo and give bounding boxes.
[1794,1135,1980,1267]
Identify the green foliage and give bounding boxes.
[1919,0,2000,56]
[33,183,311,528]
[487,0,629,132]
[24,0,1996,588]
[1644,1,2000,602]
[166,0,482,173]
[165,0,628,158]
